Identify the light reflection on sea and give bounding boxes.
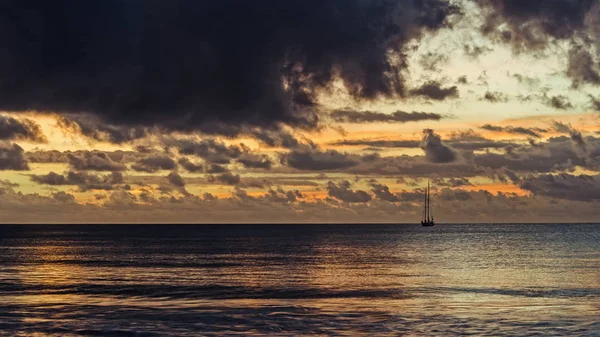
[0,224,598,336]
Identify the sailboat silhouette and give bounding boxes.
[421,180,435,226]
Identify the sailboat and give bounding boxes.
[421,180,435,226]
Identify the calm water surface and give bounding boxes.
[0,224,598,336]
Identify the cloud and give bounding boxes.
[544,95,573,110]
[463,44,493,59]
[333,132,514,151]
[67,151,126,171]
[131,155,177,173]
[57,115,149,144]
[370,182,400,202]
[567,45,600,88]
[237,153,273,170]
[52,191,76,203]
[512,73,541,88]
[330,109,443,123]
[330,139,421,148]
[281,148,361,171]
[31,171,124,191]
[433,177,472,187]
[250,128,301,149]
[209,173,241,186]
[409,81,459,100]
[165,137,244,164]
[475,0,595,52]
[327,180,371,203]
[0,0,460,133]
[167,172,185,187]
[418,52,449,71]
[480,124,547,138]
[0,142,29,170]
[589,95,600,111]
[552,121,587,154]
[482,91,509,103]
[263,188,305,203]
[177,157,204,173]
[0,115,47,142]
[421,129,457,163]
[520,173,600,201]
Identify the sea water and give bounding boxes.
[0,224,598,336]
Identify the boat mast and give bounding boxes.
[428,180,432,221]
[423,183,427,222]
[427,180,430,222]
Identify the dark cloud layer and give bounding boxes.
[330,109,443,123]
[0,0,459,132]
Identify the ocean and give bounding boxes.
[0,224,598,336]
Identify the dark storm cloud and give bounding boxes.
[520,173,600,201]
[330,109,443,123]
[409,81,459,100]
[421,129,457,163]
[0,0,460,132]
[482,91,509,103]
[131,155,177,173]
[67,151,126,171]
[475,0,596,51]
[0,115,47,142]
[480,124,547,138]
[327,181,372,203]
[0,143,29,170]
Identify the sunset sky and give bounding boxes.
[0,0,599,223]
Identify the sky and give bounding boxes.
[0,0,599,223]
